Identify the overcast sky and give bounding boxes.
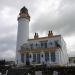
[0,0,75,60]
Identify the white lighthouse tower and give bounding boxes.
[16,6,30,64]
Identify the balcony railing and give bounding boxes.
[19,41,61,53]
[19,46,59,54]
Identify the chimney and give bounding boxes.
[48,30,53,37]
[34,32,39,39]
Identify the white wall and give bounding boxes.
[19,35,68,65]
[16,18,29,50]
[55,49,60,64]
[28,36,68,65]
[60,38,69,65]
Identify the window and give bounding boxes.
[41,42,43,48]
[33,53,36,63]
[29,54,31,58]
[51,52,56,62]
[45,52,49,62]
[21,54,24,63]
[35,43,39,48]
[40,41,48,48]
[45,42,47,48]
[37,53,40,64]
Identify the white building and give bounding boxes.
[16,6,68,65]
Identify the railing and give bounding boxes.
[21,45,59,50]
[21,41,61,51]
[19,46,59,53]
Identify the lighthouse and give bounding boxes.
[16,6,30,64]
[16,6,68,66]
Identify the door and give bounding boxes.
[26,53,30,65]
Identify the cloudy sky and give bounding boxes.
[0,0,75,60]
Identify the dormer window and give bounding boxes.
[49,42,52,45]
[41,42,43,47]
[30,44,33,49]
[45,42,47,48]
[55,40,61,48]
[35,43,39,48]
[40,41,48,48]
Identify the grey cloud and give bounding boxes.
[30,0,75,36]
[0,28,16,59]
[0,23,16,60]
[0,28,16,60]
[0,0,40,60]
[29,0,75,57]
